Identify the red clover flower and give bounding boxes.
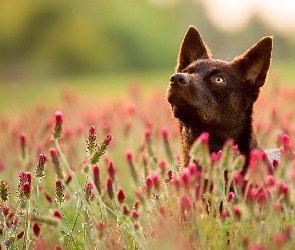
[52,111,63,139]
[34,153,46,179]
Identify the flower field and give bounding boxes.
[0,74,295,250]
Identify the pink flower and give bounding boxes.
[107,161,116,181]
[32,222,41,237]
[227,191,235,202]
[131,210,140,220]
[23,182,31,198]
[220,210,229,219]
[232,205,241,219]
[92,165,101,194]
[52,111,63,139]
[145,176,153,195]
[151,172,161,191]
[279,182,289,195]
[167,169,173,181]
[199,132,209,144]
[106,177,114,200]
[53,210,62,219]
[117,188,126,204]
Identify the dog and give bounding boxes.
[167,26,274,175]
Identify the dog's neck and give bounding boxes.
[179,105,258,174]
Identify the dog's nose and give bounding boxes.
[169,73,188,85]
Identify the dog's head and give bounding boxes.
[167,26,273,128]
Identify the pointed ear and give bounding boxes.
[233,36,273,88]
[176,26,212,72]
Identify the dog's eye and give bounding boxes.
[214,76,224,84]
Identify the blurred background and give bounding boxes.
[0,0,295,113]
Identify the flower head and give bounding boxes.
[34,154,46,179]
[52,111,63,139]
[32,222,41,237]
[0,180,9,203]
[117,188,126,204]
[55,180,66,203]
[49,148,64,180]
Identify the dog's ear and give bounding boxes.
[233,36,273,89]
[176,26,212,72]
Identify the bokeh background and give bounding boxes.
[0,0,295,114]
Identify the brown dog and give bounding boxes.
[167,26,273,175]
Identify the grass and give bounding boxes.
[0,62,294,249]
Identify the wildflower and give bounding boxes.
[55,246,62,250]
[90,133,113,165]
[0,180,9,203]
[266,175,276,187]
[49,148,64,180]
[158,160,166,178]
[2,206,9,217]
[86,125,98,160]
[92,165,101,194]
[180,196,191,220]
[32,222,41,237]
[159,205,165,216]
[34,154,46,179]
[133,222,139,230]
[17,231,24,240]
[23,182,31,199]
[272,159,279,169]
[181,168,190,188]
[122,204,130,216]
[97,220,104,238]
[131,210,140,220]
[232,171,245,187]
[52,111,63,139]
[125,149,139,185]
[279,182,289,194]
[227,191,235,202]
[55,180,66,203]
[106,177,114,200]
[167,169,173,182]
[43,190,53,203]
[160,127,173,162]
[220,210,230,219]
[273,202,283,213]
[16,171,31,202]
[134,188,145,203]
[133,200,140,210]
[65,174,72,185]
[281,134,292,156]
[53,210,62,219]
[232,205,242,219]
[20,132,26,160]
[142,153,149,178]
[84,182,94,204]
[107,161,116,181]
[26,172,32,185]
[145,176,153,197]
[151,172,161,191]
[173,177,180,192]
[145,129,151,143]
[117,188,126,204]
[200,132,209,144]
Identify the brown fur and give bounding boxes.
[167,26,273,174]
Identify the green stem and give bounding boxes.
[54,139,80,190]
[24,200,31,250]
[60,203,79,250]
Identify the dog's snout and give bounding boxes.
[170,73,188,85]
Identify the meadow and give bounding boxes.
[0,63,295,249]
